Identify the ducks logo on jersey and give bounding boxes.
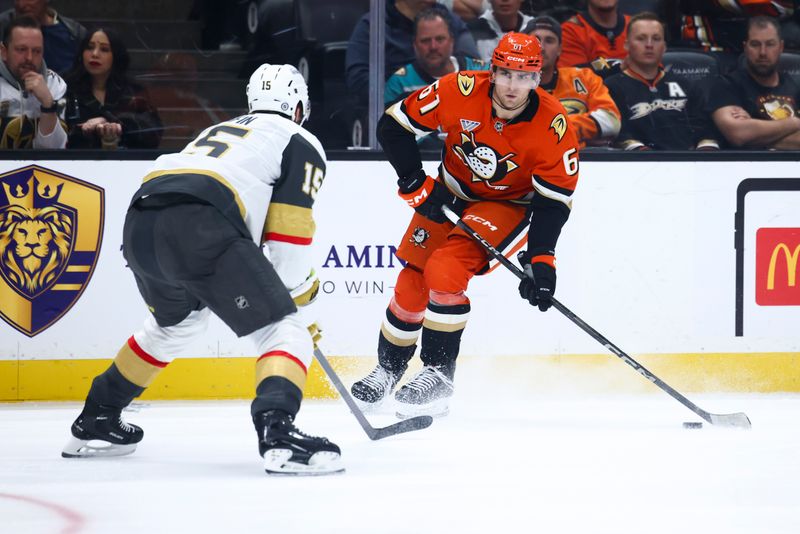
[452,131,518,191]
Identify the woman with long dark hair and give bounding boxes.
[65,28,162,149]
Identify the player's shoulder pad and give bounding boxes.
[444,69,489,98]
[537,86,567,111]
[537,90,574,144]
[294,126,327,165]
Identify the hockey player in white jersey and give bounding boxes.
[62,64,342,476]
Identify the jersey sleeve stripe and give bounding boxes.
[590,108,621,137]
[264,232,313,245]
[532,175,575,208]
[386,101,435,137]
[264,202,315,241]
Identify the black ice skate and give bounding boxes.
[394,365,454,419]
[351,364,404,411]
[62,406,143,458]
[256,410,344,476]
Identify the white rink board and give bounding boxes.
[0,159,798,360]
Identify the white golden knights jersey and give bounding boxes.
[134,112,326,292]
[0,67,67,149]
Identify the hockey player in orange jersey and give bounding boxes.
[351,32,581,419]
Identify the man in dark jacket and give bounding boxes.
[345,0,479,102]
[605,12,718,150]
[0,0,87,75]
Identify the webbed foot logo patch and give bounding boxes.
[452,132,518,191]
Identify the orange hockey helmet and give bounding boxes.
[492,32,543,72]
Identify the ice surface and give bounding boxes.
[1,392,799,534]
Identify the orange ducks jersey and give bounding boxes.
[385,70,580,210]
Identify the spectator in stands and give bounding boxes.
[522,0,583,23]
[0,0,87,75]
[0,16,66,149]
[468,0,533,62]
[605,12,719,150]
[560,0,630,67]
[64,28,162,150]
[345,0,479,101]
[674,1,794,55]
[708,16,800,150]
[528,15,620,147]
[441,0,488,21]
[386,7,488,106]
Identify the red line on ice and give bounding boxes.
[0,492,86,534]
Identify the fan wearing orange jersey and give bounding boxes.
[350,32,581,419]
[529,16,620,147]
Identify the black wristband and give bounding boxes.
[40,102,58,113]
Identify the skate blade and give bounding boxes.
[263,449,345,476]
[61,436,138,458]
[395,398,450,420]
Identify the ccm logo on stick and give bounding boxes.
[463,214,497,231]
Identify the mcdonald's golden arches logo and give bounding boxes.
[756,227,800,306]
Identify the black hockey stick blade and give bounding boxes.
[440,205,752,430]
[313,348,433,440]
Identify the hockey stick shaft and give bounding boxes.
[441,205,751,429]
[313,347,433,440]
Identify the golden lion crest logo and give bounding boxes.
[0,165,104,337]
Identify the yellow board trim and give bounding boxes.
[1,353,798,401]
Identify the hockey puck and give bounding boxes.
[682,422,703,429]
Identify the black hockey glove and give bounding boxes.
[517,251,556,312]
[397,169,460,224]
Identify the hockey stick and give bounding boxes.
[313,347,434,440]
[441,205,751,429]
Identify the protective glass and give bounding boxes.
[492,68,541,91]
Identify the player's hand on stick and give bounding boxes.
[517,251,556,312]
[397,169,458,224]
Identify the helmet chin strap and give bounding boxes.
[491,91,529,115]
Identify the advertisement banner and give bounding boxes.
[0,159,798,363]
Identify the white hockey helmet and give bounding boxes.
[246,63,310,124]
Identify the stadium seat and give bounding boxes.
[779,52,800,85]
[618,0,664,16]
[662,50,719,84]
[243,0,368,147]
